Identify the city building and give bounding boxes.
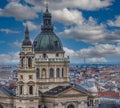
[0,5,88,108]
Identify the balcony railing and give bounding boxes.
[35,57,69,63]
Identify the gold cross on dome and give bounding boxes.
[46,3,48,9]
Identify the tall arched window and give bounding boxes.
[29,86,33,95]
[20,85,23,95]
[67,104,74,108]
[21,58,24,67]
[28,57,32,68]
[56,68,60,77]
[36,68,40,79]
[62,68,64,77]
[49,68,54,78]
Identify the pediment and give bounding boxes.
[58,88,87,96]
[27,81,35,85]
[17,81,24,85]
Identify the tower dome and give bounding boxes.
[33,5,63,52]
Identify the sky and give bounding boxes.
[0,0,120,64]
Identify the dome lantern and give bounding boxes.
[33,5,63,52]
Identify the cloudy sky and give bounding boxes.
[0,0,120,64]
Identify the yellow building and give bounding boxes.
[0,5,88,108]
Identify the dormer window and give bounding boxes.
[43,53,46,58]
[56,53,59,57]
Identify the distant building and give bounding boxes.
[0,5,89,108]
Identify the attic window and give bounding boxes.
[43,53,46,58]
[56,53,59,57]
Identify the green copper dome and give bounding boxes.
[33,6,63,52]
[33,32,63,52]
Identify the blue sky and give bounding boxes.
[0,0,120,64]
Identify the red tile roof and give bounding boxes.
[100,72,109,75]
[98,92,119,97]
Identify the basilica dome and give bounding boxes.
[33,32,63,52]
[33,6,63,52]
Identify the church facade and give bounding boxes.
[0,5,89,108]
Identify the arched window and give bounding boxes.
[29,86,33,95]
[20,85,23,95]
[56,68,60,77]
[67,104,74,108]
[36,68,40,79]
[49,68,54,78]
[62,68,64,77]
[21,58,24,67]
[38,105,47,108]
[28,57,32,68]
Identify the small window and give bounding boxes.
[43,53,46,58]
[56,53,59,57]
[28,57,32,68]
[21,58,24,67]
[20,75,23,79]
[29,75,33,79]
[49,68,54,78]
[20,85,23,95]
[36,68,40,79]
[29,86,33,95]
[56,68,60,77]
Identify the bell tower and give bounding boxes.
[17,25,37,97]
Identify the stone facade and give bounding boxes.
[0,5,89,108]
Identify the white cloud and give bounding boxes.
[87,57,107,63]
[0,52,19,64]
[108,16,120,27]
[25,0,113,11]
[0,28,20,34]
[23,21,40,31]
[0,1,38,20]
[52,8,84,25]
[64,43,120,63]
[54,9,120,43]
[59,15,106,43]
[0,0,113,20]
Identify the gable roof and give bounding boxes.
[44,86,71,95]
[44,85,88,96]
